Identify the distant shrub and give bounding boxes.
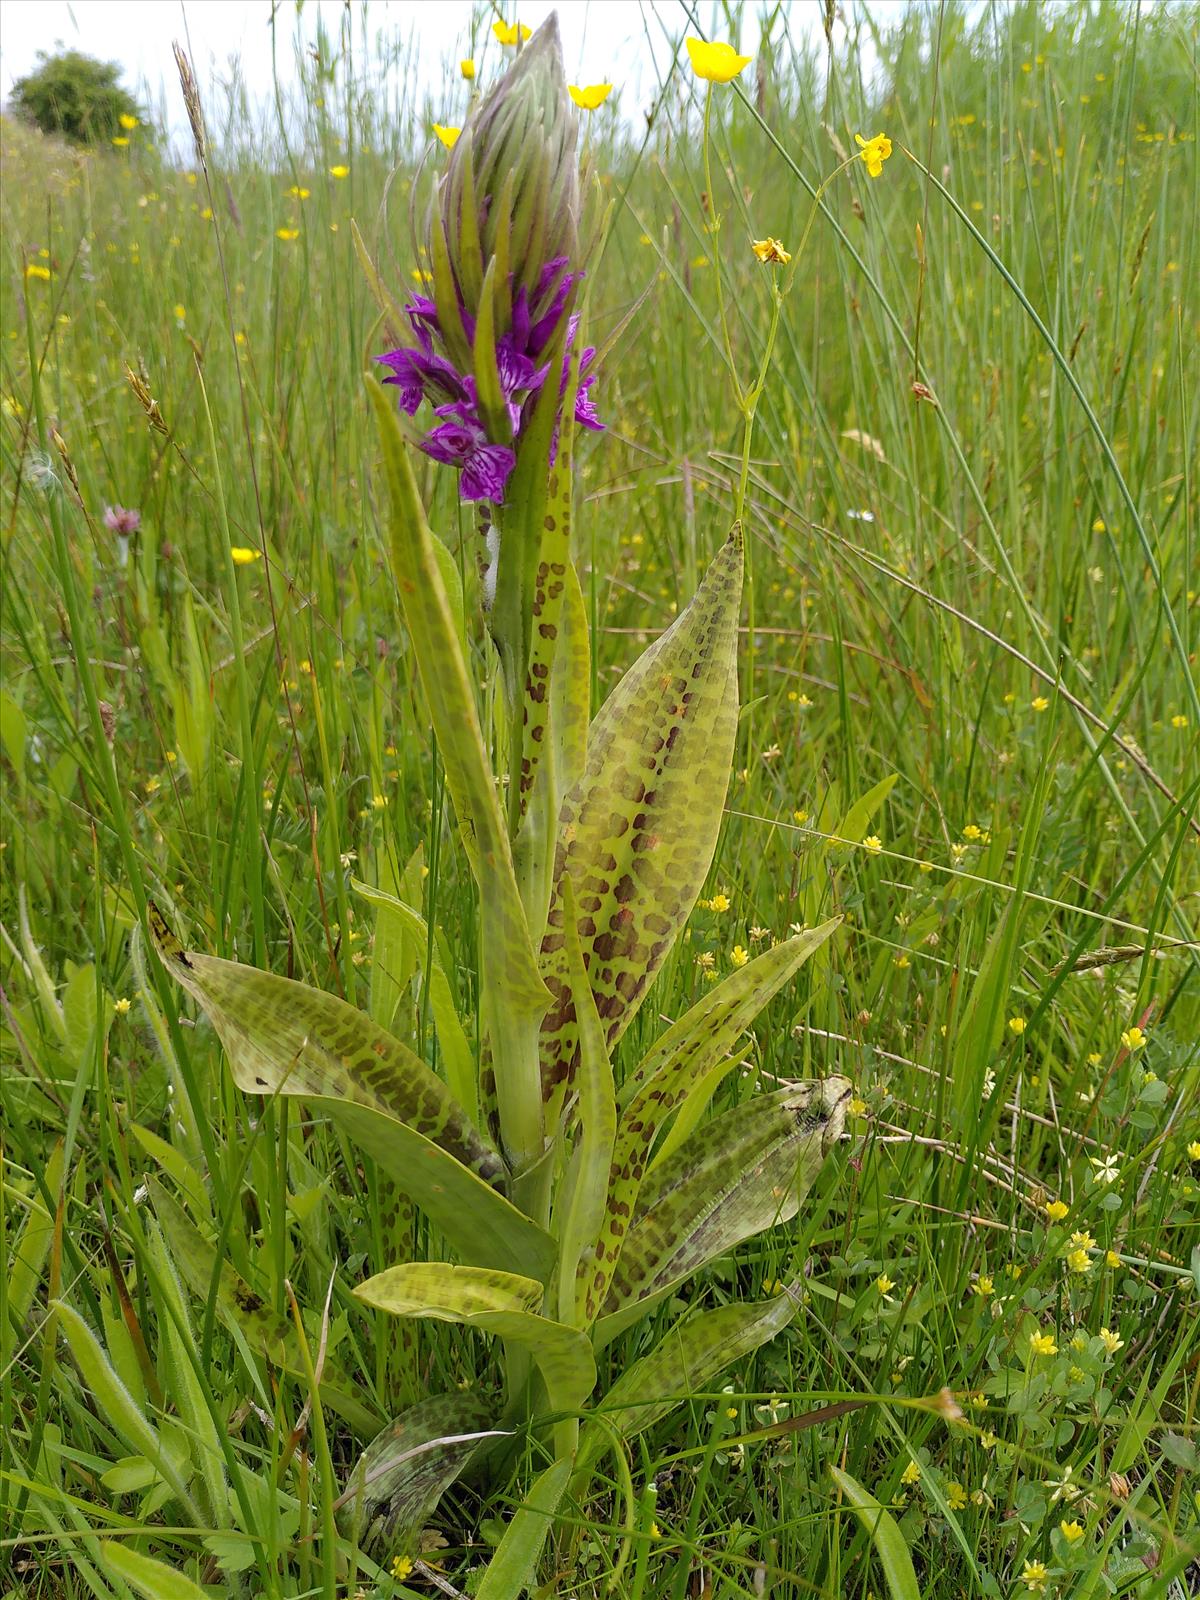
[10,50,143,146]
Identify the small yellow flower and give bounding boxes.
[329,164,349,178]
[372,793,389,810]
[460,58,476,80]
[230,546,262,565]
[1170,713,1188,729]
[1044,1199,1069,1222]
[1092,516,1106,531]
[1031,695,1050,712]
[729,945,749,968]
[707,892,731,913]
[946,1481,968,1511]
[1120,1025,1146,1052]
[1030,1332,1058,1357]
[1066,1248,1091,1274]
[433,124,461,149]
[792,808,809,824]
[390,1554,414,1580]
[1059,1518,1084,1543]
[1021,1560,1049,1593]
[973,1275,994,1298]
[751,236,792,265]
[900,1460,921,1485]
[569,83,614,110]
[119,113,139,131]
[863,834,883,854]
[25,263,51,281]
[875,1274,895,1296]
[1098,1327,1123,1354]
[1187,1141,1200,1161]
[848,1096,867,1118]
[173,303,186,320]
[686,37,752,83]
[854,132,893,177]
[276,227,299,241]
[493,19,531,45]
[112,136,130,147]
[1105,1249,1121,1268]
[1008,1015,1026,1035]
[650,1521,662,1538]
[286,184,310,199]
[1069,1230,1095,1250]
[114,997,132,1015]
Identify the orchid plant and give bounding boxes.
[148,15,848,1579]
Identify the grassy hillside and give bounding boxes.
[2,2,1197,1595]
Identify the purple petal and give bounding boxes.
[574,373,604,432]
[460,443,516,503]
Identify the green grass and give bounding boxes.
[2,1,1198,1595]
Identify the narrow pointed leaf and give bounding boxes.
[52,1300,203,1523]
[353,879,477,1125]
[356,1264,596,1415]
[369,377,549,1168]
[580,921,840,1321]
[149,908,554,1281]
[475,1458,572,1600]
[149,1180,380,1435]
[829,1466,921,1600]
[336,1392,500,1552]
[555,881,616,1327]
[577,1290,798,1475]
[540,526,744,1119]
[99,1544,209,1600]
[595,1079,851,1344]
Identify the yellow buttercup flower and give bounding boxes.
[729,945,749,968]
[752,237,791,265]
[1008,1015,1026,1035]
[1021,1561,1049,1594]
[686,37,752,83]
[286,185,310,199]
[1044,1199,1069,1222]
[119,113,139,131]
[329,164,349,178]
[1059,1519,1084,1543]
[854,132,893,177]
[25,263,51,281]
[276,227,299,241]
[1029,1332,1058,1357]
[569,83,614,110]
[433,124,461,150]
[460,58,476,80]
[230,546,262,565]
[112,136,130,148]
[493,19,531,45]
[1120,1025,1146,1051]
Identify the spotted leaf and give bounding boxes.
[595,1078,851,1345]
[539,525,744,1118]
[355,1262,595,1416]
[337,1392,502,1554]
[576,1288,799,1476]
[149,905,555,1282]
[578,921,841,1322]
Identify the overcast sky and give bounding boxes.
[1,1,791,141]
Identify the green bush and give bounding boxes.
[10,49,143,146]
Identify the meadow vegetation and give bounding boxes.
[1,2,1198,1595]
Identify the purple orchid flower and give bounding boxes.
[376,346,469,415]
[420,415,516,503]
